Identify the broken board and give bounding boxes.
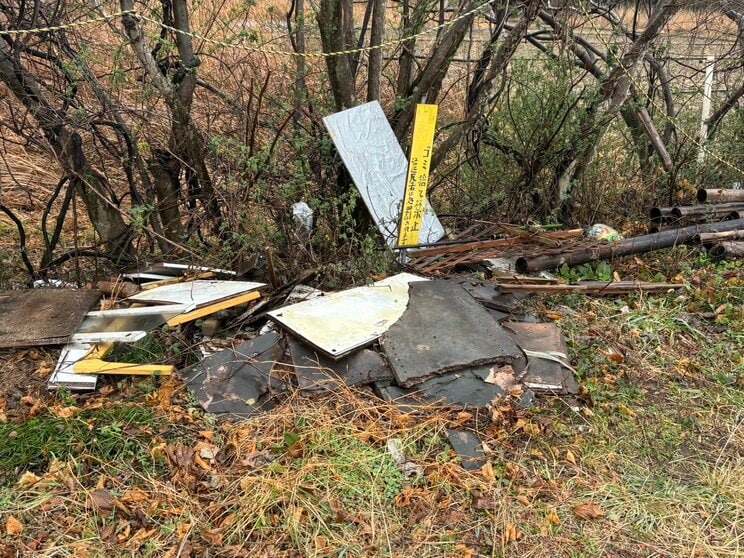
[287,337,392,393]
[0,289,101,349]
[323,101,445,247]
[376,365,505,408]
[179,332,283,416]
[127,280,264,307]
[381,281,522,387]
[267,273,428,359]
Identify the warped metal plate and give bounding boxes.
[127,280,264,307]
[268,273,428,359]
[323,101,446,246]
[504,322,579,395]
[381,281,522,387]
[0,289,101,349]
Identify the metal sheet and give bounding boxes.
[0,289,101,349]
[127,280,264,307]
[48,342,97,390]
[179,332,283,416]
[504,322,579,395]
[288,338,392,393]
[268,273,428,359]
[323,101,445,246]
[70,331,146,344]
[76,305,193,335]
[381,281,522,387]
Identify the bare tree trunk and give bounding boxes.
[555,0,680,217]
[120,0,222,233]
[367,0,387,101]
[0,42,132,257]
[317,0,356,110]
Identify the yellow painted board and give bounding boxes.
[72,343,174,376]
[397,104,438,248]
[166,290,261,326]
[74,359,175,376]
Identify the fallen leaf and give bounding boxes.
[198,430,215,442]
[454,543,476,558]
[120,488,149,504]
[545,311,563,321]
[545,510,560,526]
[474,496,497,510]
[16,471,41,488]
[480,461,496,482]
[485,365,517,392]
[201,527,223,546]
[6,515,23,536]
[565,449,577,465]
[515,495,531,507]
[90,489,116,515]
[51,405,80,418]
[501,523,523,544]
[574,502,605,520]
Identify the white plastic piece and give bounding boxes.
[292,202,314,233]
[70,331,147,344]
[86,303,196,317]
[48,343,97,390]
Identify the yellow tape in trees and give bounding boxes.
[397,104,438,248]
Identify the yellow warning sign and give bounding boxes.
[397,104,438,248]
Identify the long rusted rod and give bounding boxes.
[697,188,744,203]
[515,219,744,273]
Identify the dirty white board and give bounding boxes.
[48,342,97,391]
[267,273,428,358]
[323,101,446,247]
[127,280,264,307]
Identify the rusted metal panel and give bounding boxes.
[504,322,579,395]
[381,281,522,387]
[0,289,101,349]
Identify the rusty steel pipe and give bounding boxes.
[515,219,744,273]
[697,188,744,203]
[709,241,744,261]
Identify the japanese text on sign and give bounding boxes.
[397,104,438,247]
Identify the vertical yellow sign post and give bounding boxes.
[397,104,438,248]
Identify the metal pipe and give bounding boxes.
[709,241,744,261]
[697,189,744,203]
[671,203,744,220]
[692,230,744,244]
[515,219,744,273]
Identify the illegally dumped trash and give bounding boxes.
[585,223,623,242]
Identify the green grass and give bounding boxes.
[0,406,162,480]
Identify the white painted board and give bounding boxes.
[323,101,446,247]
[267,273,428,358]
[48,343,97,391]
[127,280,264,307]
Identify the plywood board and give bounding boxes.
[267,273,427,359]
[0,289,101,349]
[323,101,445,247]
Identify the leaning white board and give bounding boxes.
[267,273,428,358]
[127,280,265,307]
[323,101,446,247]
